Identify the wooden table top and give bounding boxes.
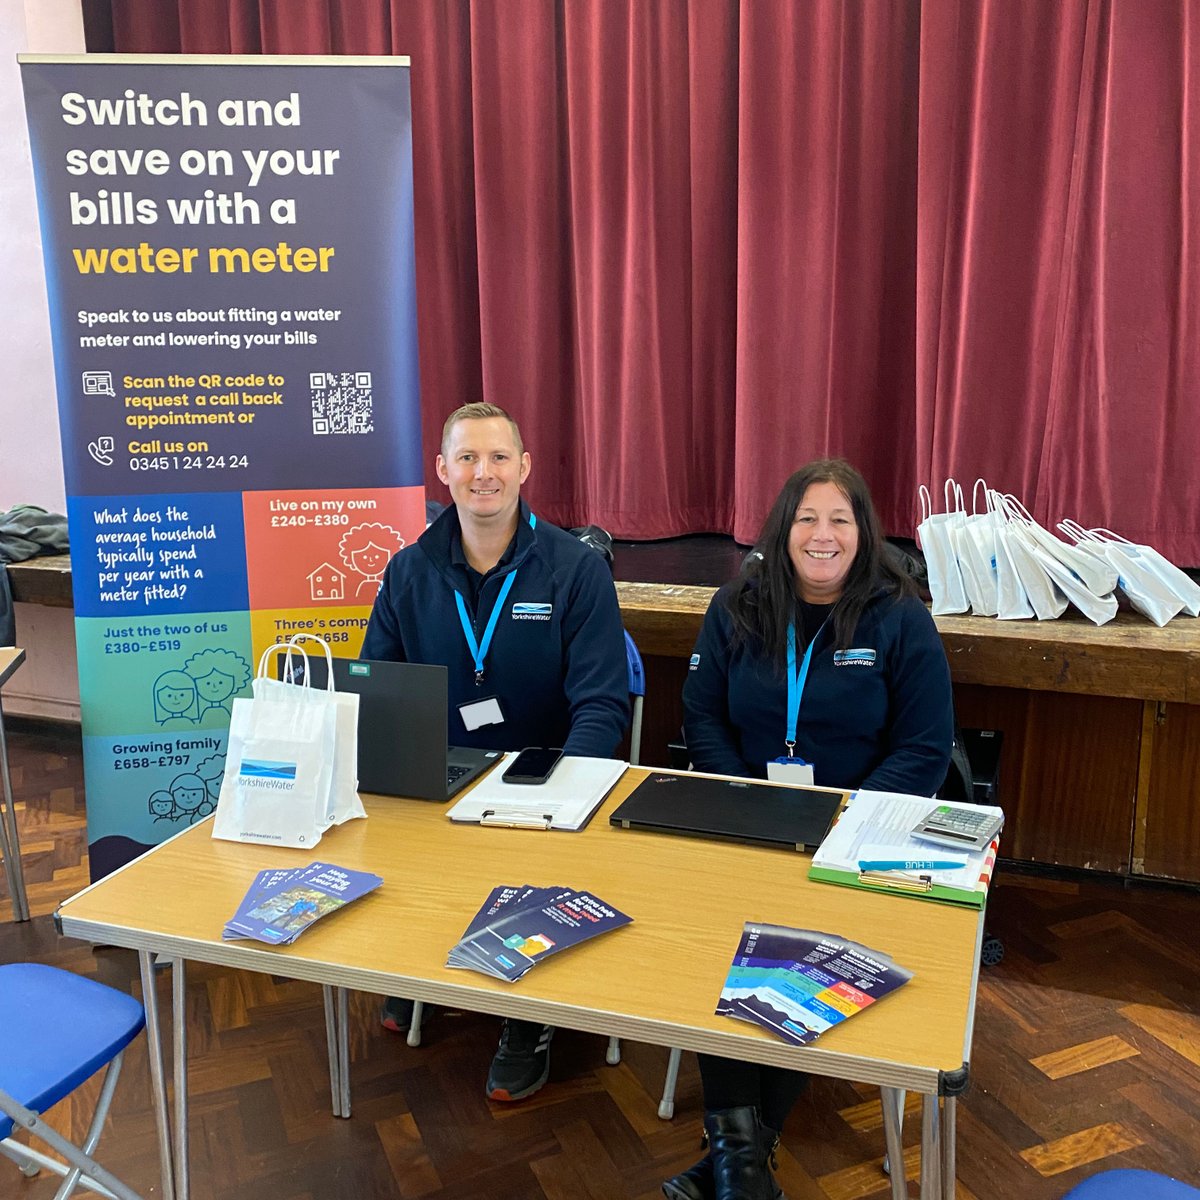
[615,581,1200,702]
[57,767,982,1094]
[0,646,26,689]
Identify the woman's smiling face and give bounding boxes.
[787,481,859,603]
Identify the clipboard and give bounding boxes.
[808,790,1002,908]
[446,754,628,832]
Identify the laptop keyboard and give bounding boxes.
[446,764,469,788]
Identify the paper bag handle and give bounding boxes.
[257,640,310,684]
[284,633,336,692]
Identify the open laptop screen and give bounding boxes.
[278,655,497,799]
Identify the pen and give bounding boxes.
[857,857,964,872]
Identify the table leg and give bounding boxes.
[138,950,176,1200]
[336,986,351,1118]
[321,985,343,1117]
[172,959,189,1200]
[658,1047,682,1120]
[879,1086,908,1200]
[0,697,30,922]
[941,1096,956,1200]
[920,1093,940,1199]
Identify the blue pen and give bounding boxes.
[858,857,964,873]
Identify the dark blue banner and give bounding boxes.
[22,56,425,877]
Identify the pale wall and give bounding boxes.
[4,2,85,718]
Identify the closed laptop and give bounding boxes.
[610,770,845,852]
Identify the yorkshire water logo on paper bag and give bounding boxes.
[238,758,298,790]
[833,649,876,668]
[512,602,553,621]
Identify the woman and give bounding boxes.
[664,459,953,1200]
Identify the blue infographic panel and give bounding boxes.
[68,490,249,617]
[21,57,426,877]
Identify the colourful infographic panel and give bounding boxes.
[249,607,374,664]
[242,485,425,609]
[68,490,249,617]
[82,731,229,849]
[21,57,425,877]
[75,611,254,736]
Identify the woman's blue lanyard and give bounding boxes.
[784,618,824,758]
[453,513,536,686]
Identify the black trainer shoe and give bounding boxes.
[380,996,415,1033]
[485,1019,554,1101]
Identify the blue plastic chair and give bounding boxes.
[1061,1170,1200,1199]
[0,962,147,1199]
[624,630,646,766]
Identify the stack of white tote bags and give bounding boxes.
[916,480,1200,627]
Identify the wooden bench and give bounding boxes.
[5,554,72,607]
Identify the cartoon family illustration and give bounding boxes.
[152,649,252,727]
[148,752,225,825]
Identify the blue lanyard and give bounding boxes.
[453,513,535,686]
[784,618,823,756]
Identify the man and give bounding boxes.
[361,402,629,1100]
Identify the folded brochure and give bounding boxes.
[717,922,911,1046]
[447,883,632,981]
[223,861,383,944]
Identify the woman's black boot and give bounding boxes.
[661,1147,714,1200]
[705,1107,785,1200]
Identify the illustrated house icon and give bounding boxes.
[308,563,346,601]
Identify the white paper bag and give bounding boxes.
[917,482,969,615]
[282,634,365,827]
[995,494,1066,619]
[991,491,1034,619]
[1059,523,1194,625]
[212,644,337,848]
[1029,542,1117,625]
[1001,497,1118,598]
[1091,530,1200,618]
[955,480,1001,616]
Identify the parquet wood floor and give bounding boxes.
[2,717,1199,1199]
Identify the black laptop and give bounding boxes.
[280,656,500,801]
[609,771,845,852]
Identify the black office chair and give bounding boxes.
[940,726,1006,967]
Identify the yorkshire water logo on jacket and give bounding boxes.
[833,648,876,667]
[511,602,553,622]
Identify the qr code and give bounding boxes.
[309,371,374,434]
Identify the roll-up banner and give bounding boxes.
[20,56,424,878]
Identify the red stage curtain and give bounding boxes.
[86,0,1200,560]
[916,0,1200,557]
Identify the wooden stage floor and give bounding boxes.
[2,717,1199,1199]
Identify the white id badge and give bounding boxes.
[459,695,504,731]
[767,759,815,786]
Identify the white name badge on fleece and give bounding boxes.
[459,695,504,731]
[768,759,815,786]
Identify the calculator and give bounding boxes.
[911,804,1003,851]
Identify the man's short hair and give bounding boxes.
[441,403,524,456]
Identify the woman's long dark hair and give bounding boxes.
[728,459,913,662]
